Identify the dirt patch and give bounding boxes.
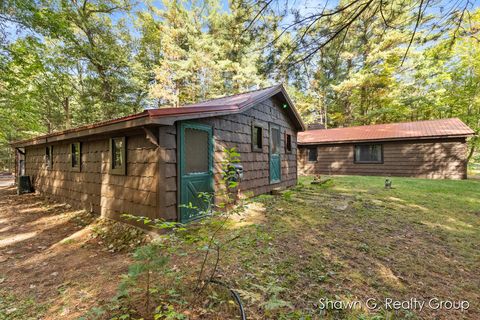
[0,178,13,187]
[0,186,134,319]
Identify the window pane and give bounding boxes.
[286,134,292,152]
[72,143,79,167]
[371,145,382,161]
[185,128,209,173]
[308,148,317,161]
[45,147,50,167]
[253,126,262,149]
[112,138,123,169]
[355,145,382,162]
[271,127,280,154]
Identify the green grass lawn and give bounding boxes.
[201,175,480,319]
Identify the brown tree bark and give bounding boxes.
[466,137,477,163]
[63,97,71,129]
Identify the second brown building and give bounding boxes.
[298,118,474,179]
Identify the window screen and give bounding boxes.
[71,143,80,168]
[271,127,281,154]
[185,128,209,173]
[286,134,292,152]
[110,137,126,175]
[308,147,317,161]
[354,144,383,163]
[112,138,124,169]
[252,126,263,151]
[45,146,51,169]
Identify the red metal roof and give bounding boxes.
[12,84,305,147]
[146,85,282,117]
[298,118,474,145]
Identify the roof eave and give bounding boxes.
[240,84,304,131]
[278,85,306,131]
[160,84,306,131]
[11,114,157,148]
[298,133,474,145]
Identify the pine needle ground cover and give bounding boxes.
[1,176,479,319]
[216,175,479,319]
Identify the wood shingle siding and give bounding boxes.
[159,97,298,219]
[298,138,469,179]
[25,133,160,219]
[157,125,178,220]
[198,97,298,197]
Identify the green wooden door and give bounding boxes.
[179,122,214,223]
[269,124,281,184]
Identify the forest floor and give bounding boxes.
[0,176,13,187]
[0,186,145,320]
[0,176,479,319]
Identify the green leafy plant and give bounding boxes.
[252,283,293,312]
[118,243,169,315]
[0,290,47,320]
[153,304,187,320]
[191,148,247,296]
[115,147,245,318]
[282,190,294,201]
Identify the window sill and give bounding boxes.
[110,168,126,175]
[354,161,383,164]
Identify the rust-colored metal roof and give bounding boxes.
[12,84,305,147]
[298,118,474,145]
[169,85,281,109]
[146,84,283,116]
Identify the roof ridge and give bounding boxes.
[304,118,463,133]
[179,84,280,107]
[299,118,473,145]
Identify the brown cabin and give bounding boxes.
[12,85,305,223]
[298,119,474,179]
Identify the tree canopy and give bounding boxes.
[1,0,479,169]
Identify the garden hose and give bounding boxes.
[210,279,247,320]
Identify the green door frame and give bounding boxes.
[269,123,281,184]
[178,121,214,223]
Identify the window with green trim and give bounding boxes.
[110,137,126,175]
[285,133,292,153]
[252,124,263,152]
[45,146,53,169]
[71,142,81,171]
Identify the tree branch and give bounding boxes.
[283,0,375,69]
[243,0,274,33]
[401,0,427,66]
[450,0,471,48]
